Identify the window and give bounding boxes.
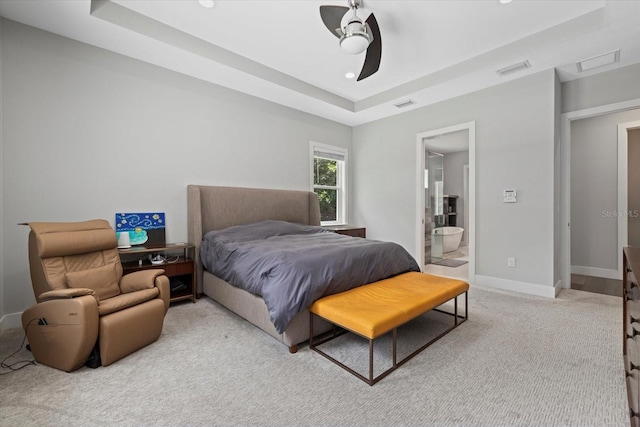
[310,142,347,225]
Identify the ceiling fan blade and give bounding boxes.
[357,13,381,81]
[320,5,349,38]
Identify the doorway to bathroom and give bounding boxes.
[416,122,476,284]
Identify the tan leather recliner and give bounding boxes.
[21,219,170,372]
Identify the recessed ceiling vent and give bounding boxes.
[496,60,531,77]
[577,49,620,72]
[393,99,416,109]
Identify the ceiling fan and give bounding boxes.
[319,0,381,81]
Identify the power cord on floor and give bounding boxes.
[0,319,37,374]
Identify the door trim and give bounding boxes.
[416,121,476,285]
[560,98,640,289]
[618,120,640,276]
[463,164,469,246]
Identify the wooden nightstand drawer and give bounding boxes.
[160,260,194,276]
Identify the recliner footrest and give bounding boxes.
[99,298,165,366]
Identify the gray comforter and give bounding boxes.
[200,220,420,333]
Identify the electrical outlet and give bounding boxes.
[507,257,516,268]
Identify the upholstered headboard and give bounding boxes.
[187,185,321,293]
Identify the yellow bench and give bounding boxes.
[309,272,469,385]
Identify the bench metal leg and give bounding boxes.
[369,339,374,384]
[310,291,469,386]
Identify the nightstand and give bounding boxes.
[324,225,366,238]
[118,243,196,304]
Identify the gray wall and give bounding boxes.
[443,150,468,239]
[0,20,351,324]
[0,17,4,323]
[561,63,640,114]
[554,72,562,285]
[570,108,640,272]
[630,128,640,248]
[562,62,640,279]
[352,70,557,289]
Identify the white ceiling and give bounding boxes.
[1,0,639,126]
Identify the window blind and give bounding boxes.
[314,149,344,162]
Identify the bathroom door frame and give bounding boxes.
[463,164,469,246]
[415,121,476,285]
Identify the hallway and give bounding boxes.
[571,274,622,297]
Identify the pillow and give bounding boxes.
[202,220,328,245]
[65,262,120,301]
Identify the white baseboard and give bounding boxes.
[571,265,621,280]
[0,312,23,331]
[555,279,563,295]
[475,275,557,298]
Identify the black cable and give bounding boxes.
[0,318,37,374]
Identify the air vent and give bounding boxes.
[393,99,416,109]
[577,49,620,72]
[496,60,531,76]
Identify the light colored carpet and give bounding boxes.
[0,286,628,427]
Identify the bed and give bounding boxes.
[187,184,419,352]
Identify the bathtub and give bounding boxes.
[432,226,464,253]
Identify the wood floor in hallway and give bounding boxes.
[571,274,622,297]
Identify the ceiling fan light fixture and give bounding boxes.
[319,0,381,80]
[339,21,371,54]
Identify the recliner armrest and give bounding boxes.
[22,295,99,372]
[120,269,166,293]
[38,288,97,303]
